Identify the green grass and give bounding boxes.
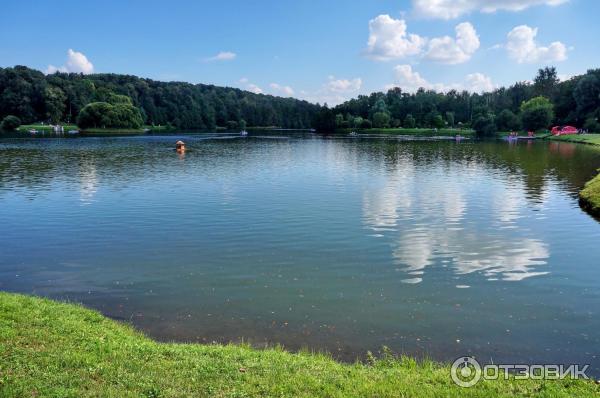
[145,125,177,132]
[338,128,475,137]
[546,134,600,146]
[0,292,597,397]
[580,172,600,218]
[17,124,78,132]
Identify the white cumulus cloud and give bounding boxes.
[425,22,480,64]
[366,15,426,61]
[239,78,263,94]
[387,65,495,93]
[326,76,363,93]
[269,83,295,96]
[464,72,495,92]
[366,16,480,64]
[388,65,432,92]
[46,49,94,74]
[413,0,569,19]
[505,25,567,63]
[206,51,237,62]
[300,76,363,106]
[246,84,263,94]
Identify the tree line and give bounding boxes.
[0,66,319,130]
[314,67,600,135]
[1,65,599,135]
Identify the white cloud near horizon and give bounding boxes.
[505,25,567,63]
[387,64,495,93]
[206,51,237,62]
[300,76,363,106]
[424,22,480,64]
[269,83,295,96]
[46,49,94,74]
[366,16,479,64]
[239,78,263,94]
[413,0,569,19]
[326,76,363,93]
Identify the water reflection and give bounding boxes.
[360,145,555,284]
[78,159,98,205]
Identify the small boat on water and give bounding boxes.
[28,129,38,134]
[348,131,358,137]
[240,130,248,136]
[68,130,80,135]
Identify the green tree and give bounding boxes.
[520,96,554,131]
[360,119,372,129]
[472,112,496,136]
[44,86,66,123]
[445,112,455,128]
[1,115,21,131]
[372,112,390,128]
[226,120,238,130]
[583,117,600,133]
[352,116,363,128]
[239,119,247,130]
[496,109,521,131]
[312,107,336,133]
[433,114,445,129]
[533,67,559,99]
[573,74,600,118]
[404,114,416,128]
[77,102,143,129]
[335,113,344,127]
[108,93,133,105]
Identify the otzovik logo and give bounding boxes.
[450,357,591,387]
[451,357,482,387]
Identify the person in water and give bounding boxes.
[175,140,186,153]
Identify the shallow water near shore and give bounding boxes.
[1,132,600,374]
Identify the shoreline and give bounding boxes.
[540,134,600,218]
[1,291,597,397]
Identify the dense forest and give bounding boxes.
[317,67,600,135]
[1,65,599,135]
[0,66,319,129]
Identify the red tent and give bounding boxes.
[561,126,578,135]
[552,126,578,136]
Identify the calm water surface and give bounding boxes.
[1,132,600,373]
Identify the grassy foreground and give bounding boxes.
[1,292,597,397]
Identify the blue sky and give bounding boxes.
[1,0,599,104]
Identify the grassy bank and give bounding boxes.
[0,292,597,397]
[17,124,78,132]
[539,134,600,218]
[545,134,600,146]
[337,128,475,137]
[580,172,600,218]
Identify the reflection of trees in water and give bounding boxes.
[2,138,598,201]
[354,140,593,284]
[346,139,600,203]
[0,138,296,199]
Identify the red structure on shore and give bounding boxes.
[551,126,578,136]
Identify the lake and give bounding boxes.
[1,132,599,375]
